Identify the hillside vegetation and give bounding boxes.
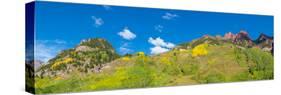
[33,35,273,94]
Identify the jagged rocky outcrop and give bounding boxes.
[232,31,254,47]
[223,31,254,47]
[224,32,236,40]
[255,33,274,52]
[223,31,273,53]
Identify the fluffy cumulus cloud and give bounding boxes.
[92,16,104,27]
[154,25,164,32]
[118,27,136,40]
[162,12,178,20]
[35,40,67,63]
[148,37,175,54]
[150,46,169,55]
[148,37,175,48]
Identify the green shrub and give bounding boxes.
[194,71,225,83]
[244,48,273,80]
[205,73,225,83]
[234,47,247,67]
[180,63,199,75]
[230,71,252,81]
[121,65,153,88]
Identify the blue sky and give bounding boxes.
[33,1,273,62]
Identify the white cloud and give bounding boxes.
[35,40,67,62]
[148,37,166,47]
[148,37,175,48]
[148,37,175,55]
[118,27,136,40]
[150,46,169,55]
[92,16,104,27]
[155,25,164,32]
[162,12,178,20]
[119,42,133,55]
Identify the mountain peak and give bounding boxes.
[223,30,250,40]
[224,32,236,40]
[36,38,120,78]
[236,30,250,39]
[232,30,253,47]
[79,38,110,47]
[255,33,273,53]
[257,33,273,41]
[239,30,248,35]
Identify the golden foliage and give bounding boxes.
[135,52,151,64]
[192,43,208,57]
[51,58,74,69]
[137,52,145,56]
[54,76,63,80]
[121,56,130,62]
[160,57,172,65]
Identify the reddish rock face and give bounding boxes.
[224,31,251,40]
[233,31,254,46]
[234,31,252,41]
[223,31,254,47]
[223,30,273,54]
[224,32,236,40]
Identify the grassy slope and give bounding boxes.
[34,43,273,94]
